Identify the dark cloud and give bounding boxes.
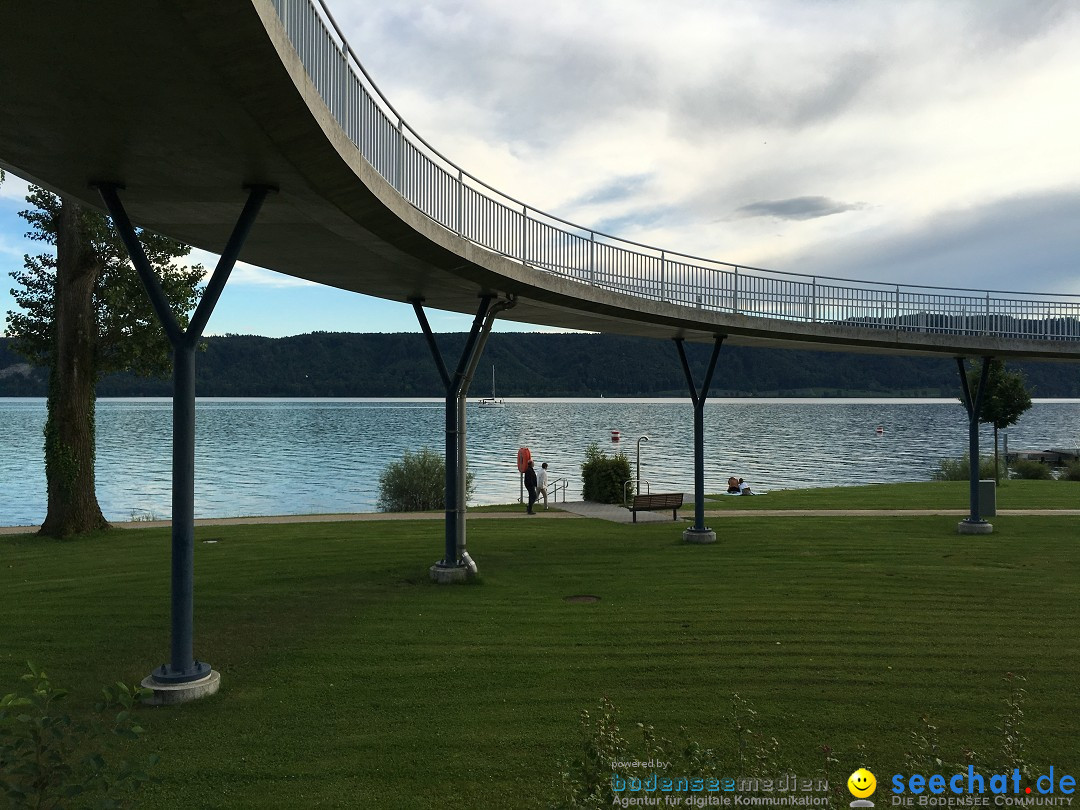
[786,188,1080,292]
[736,196,866,221]
[671,49,885,137]
[338,3,662,148]
[571,174,655,207]
[590,205,684,238]
[957,0,1076,49]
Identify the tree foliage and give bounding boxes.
[971,359,1033,431]
[4,332,1080,398]
[4,187,202,535]
[6,187,203,377]
[966,358,1033,484]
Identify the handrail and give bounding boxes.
[548,477,570,504]
[268,0,1080,342]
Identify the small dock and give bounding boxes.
[1006,448,1080,466]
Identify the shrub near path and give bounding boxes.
[1,509,1079,807]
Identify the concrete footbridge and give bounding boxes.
[2,0,1078,698]
[2,0,1079,359]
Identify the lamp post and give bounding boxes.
[636,435,650,495]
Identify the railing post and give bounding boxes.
[395,117,404,193]
[521,205,527,263]
[589,231,595,285]
[894,285,901,329]
[811,276,818,322]
[456,169,463,235]
[660,251,667,301]
[733,267,740,314]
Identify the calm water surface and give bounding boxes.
[2,397,1079,526]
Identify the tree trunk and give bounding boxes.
[39,198,110,536]
[994,425,1000,486]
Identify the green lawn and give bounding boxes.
[2,502,1079,807]
[705,479,1080,510]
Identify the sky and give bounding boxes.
[3,0,1079,337]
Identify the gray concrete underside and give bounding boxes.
[1,0,1078,360]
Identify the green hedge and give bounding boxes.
[581,443,632,504]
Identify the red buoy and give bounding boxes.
[516,446,532,472]
[611,430,621,443]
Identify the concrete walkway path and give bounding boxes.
[556,500,679,524]
[3,507,1076,536]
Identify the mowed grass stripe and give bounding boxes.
[2,509,1079,808]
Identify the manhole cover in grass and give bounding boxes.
[564,594,601,603]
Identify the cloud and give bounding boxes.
[780,187,1080,293]
[0,174,30,202]
[571,174,654,207]
[183,250,318,288]
[735,196,866,221]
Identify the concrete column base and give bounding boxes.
[957,520,993,535]
[683,528,717,544]
[429,561,476,583]
[140,670,220,706]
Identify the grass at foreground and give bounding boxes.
[706,479,1080,510]
[2,508,1080,808]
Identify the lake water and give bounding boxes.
[1,397,1078,527]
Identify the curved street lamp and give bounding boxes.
[636,435,650,495]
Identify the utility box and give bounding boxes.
[978,480,997,517]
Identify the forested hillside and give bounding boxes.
[1,332,1077,397]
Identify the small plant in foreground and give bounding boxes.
[551,694,791,809]
[999,672,1032,782]
[555,676,1038,809]
[0,663,157,809]
[377,447,475,512]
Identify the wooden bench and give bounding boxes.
[629,492,684,522]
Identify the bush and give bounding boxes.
[580,443,632,504]
[0,663,157,808]
[932,453,999,481]
[377,447,475,512]
[1062,460,1080,481]
[1011,459,1053,480]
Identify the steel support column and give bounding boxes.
[96,183,272,684]
[675,336,725,543]
[956,356,993,532]
[413,295,511,580]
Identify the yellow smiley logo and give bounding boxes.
[848,768,877,798]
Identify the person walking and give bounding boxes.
[524,460,538,514]
[537,462,549,509]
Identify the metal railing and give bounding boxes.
[623,479,652,507]
[548,478,570,505]
[269,0,1080,342]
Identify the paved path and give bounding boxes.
[3,507,1076,536]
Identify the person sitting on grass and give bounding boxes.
[737,478,753,495]
[727,476,740,493]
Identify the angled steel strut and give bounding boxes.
[96,182,273,684]
[675,335,725,542]
[413,295,514,579]
[956,356,993,527]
